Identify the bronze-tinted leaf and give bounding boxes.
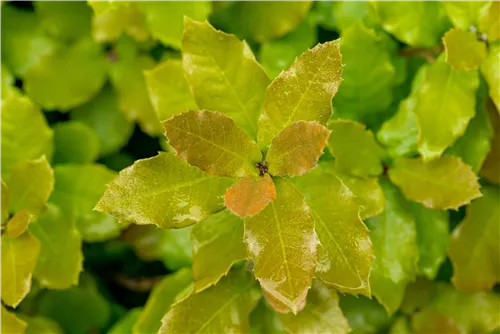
[224,175,276,218]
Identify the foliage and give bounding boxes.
[1,1,499,333]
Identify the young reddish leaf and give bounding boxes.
[1,305,27,334]
[6,210,32,238]
[159,269,260,334]
[480,101,500,184]
[1,231,41,307]
[258,40,342,148]
[164,110,262,178]
[245,178,318,314]
[182,18,270,139]
[327,120,386,178]
[480,44,500,112]
[389,156,482,210]
[192,210,247,291]
[280,281,350,334]
[443,28,487,71]
[448,186,500,292]
[266,121,330,177]
[225,175,276,218]
[96,152,232,229]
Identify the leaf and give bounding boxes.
[70,86,134,157]
[365,180,419,315]
[6,210,33,239]
[21,315,64,334]
[1,232,41,307]
[480,101,500,184]
[292,166,373,297]
[30,204,83,289]
[332,22,395,121]
[412,309,462,334]
[389,317,412,334]
[448,185,500,292]
[96,152,232,229]
[443,28,487,70]
[1,180,9,223]
[479,1,500,41]
[138,2,211,49]
[144,59,198,122]
[164,110,262,178]
[159,269,260,334]
[258,40,342,148]
[400,279,432,315]
[53,121,100,164]
[389,156,482,210]
[108,37,162,135]
[24,37,107,111]
[280,281,350,334]
[1,63,21,99]
[1,96,53,180]
[191,210,247,291]
[34,1,91,42]
[224,175,276,218]
[266,121,330,177]
[373,2,449,47]
[414,57,479,160]
[108,308,143,334]
[2,305,27,334]
[481,44,500,111]
[133,269,192,334]
[181,18,270,139]
[249,300,287,334]
[339,295,390,334]
[327,120,385,177]
[443,1,491,30]
[245,178,318,314]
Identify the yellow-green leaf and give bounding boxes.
[292,166,373,297]
[481,44,500,112]
[245,178,318,314]
[327,120,386,178]
[1,96,53,180]
[2,305,27,334]
[443,28,487,70]
[258,40,342,148]
[164,110,262,178]
[30,204,83,290]
[224,175,276,218]
[1,63,21,100]
[144,59,197,122]
[1,180,9,223]
[181,18,270,139]
[267,121,330,177]
[412,309,462,334]
[108,308,143,334]
[448,185,500,292]
[250,300,287,334]
[159,269,260,334]
[1,232,41,307]
[480,101,500,184]
[191,210,247,291]
[96,152,232,229]
[52,121,100,164]
[21,315,63,334]
[133,269,192,334]
[479,1,500,41]
[414,57,479,160]
[6,210,32,239]
[389,156,482,210]
[443,1,491,30]
[280,281,350,334]
[339,295,390,334]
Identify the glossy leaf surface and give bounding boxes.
[224,175,276,218]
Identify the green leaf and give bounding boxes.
[373,2,450,47]
[1,96,53,180]
[267,121,330,177]
[181,18,270,139]
[245,178,318,314]
[448,185,500,292]
[327,120,385,177]
[134,269,193,334]
[339,295,390,334]
[191,210,247,291]
[413,57,479,160]
[144,59,197,122]
[159,269,260,334]
[1,231,41,307]
[24,37,107,111]
[411,309,462,334]
[280,281,350,334]
[164,110,262,178]
[1,305,27,334]
[443,28,487,70]
[34,1,91,42]
[108,308,143,334]
[389,156,482,210]
[333,22,395,121]
[21,314,64,334]
[480,101,500,184]
[258,40,342,147]
[481,44,500,112]
[96,152,232,229]
[400,278,432,315]
[108,37,162,136]
[1,180,9,223]
[389,317,412,334]
[366,180,419,315]
[224,175,276,218]
[479,1,500,41]
[30,204,83,290]
[292,166,373,297]
[331,1,378,32]
[6,210,33,239]
[442,1,491,30]
[70,86,134,157]
[1,63,21,99]
[249,300,287,334]
[52,121,100,164]
[138,1,211,49]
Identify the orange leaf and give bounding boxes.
[224,175,276,218]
